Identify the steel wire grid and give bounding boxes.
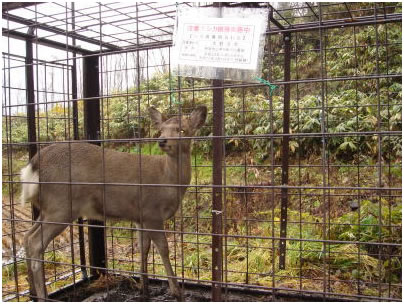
[2,2,402,302]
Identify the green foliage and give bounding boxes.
[2,262,27,285]
[4,73,401,164]
[331,199,402,244]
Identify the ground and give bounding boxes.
[51,275,313,302]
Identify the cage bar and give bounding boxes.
[279,32,291,270]
[1,2,402,302]
[82,55,106,277]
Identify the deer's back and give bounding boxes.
[31,143,173,222]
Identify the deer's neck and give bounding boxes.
[163,150,192,186]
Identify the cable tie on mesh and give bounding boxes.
[256,77,278,96]
[211,210,222,215]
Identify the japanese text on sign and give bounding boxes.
[173,17,263,70]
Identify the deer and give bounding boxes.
[20,105,207,301]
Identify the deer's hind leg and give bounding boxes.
[24,215,69,301]
[24,215,42,300]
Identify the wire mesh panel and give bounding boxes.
[2,2,402,302]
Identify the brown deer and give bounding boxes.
[20,106,207,300]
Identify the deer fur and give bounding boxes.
[21,106,207,301]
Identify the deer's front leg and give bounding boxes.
[136,225,151,297]
[146,221,181,301]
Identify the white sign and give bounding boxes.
[173,17,263,70]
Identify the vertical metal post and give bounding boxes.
[83,55,101,142]
[212,79,224,301]
[25,29,40,220]
[83,55,106,277]
[279,32,291,270]
[211,3,224,300]
[71,58,79,140]
[71,3,87,279]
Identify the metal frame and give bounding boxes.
[2,2,402,302]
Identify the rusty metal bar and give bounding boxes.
[4,45,21,303]
[2,130,402,148]
[11,179,403,192]
[211,81,224,301]
[211,3,225,301]
[83,54,106,277]
[25,31,37,162]
[269,4,292,27]
[4,216,403,248]
[3,12,121,51]
[25,27,40,221]
[279,32,291,270]
[265,13,401,35]
[306,2,319,20]
[3,28,92,55]
[211,3,225,300]
[211,6,225,300]
[318,3,328,297]
[71,2,87,280]
[71,59,79,141]
[2,2,44,12]
[269,6,286,30]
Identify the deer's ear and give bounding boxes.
[149,107,166,128]
[189,106,207,131]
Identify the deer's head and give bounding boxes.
[149,106,207,156]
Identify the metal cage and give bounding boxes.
[2,2,402,302]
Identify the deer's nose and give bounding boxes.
[159,139,167,148]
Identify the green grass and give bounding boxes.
[2,262,27,285]
[2,151,28,197]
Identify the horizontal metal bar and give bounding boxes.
[3,130,402,147]
[5,217,402,248]
[3,162,402,173]
[266,13,402,35]
[2,2,44,12]
[3,101,402,120]
[2,51,73,67]
[2,28,91,55]
[3,72,401,108]
[3,214,402,232]
[9,178,402,192]
[3,12,121,51]
[106,245,401,263]
[69,257,403,291]
[5,183,401,200]
[104,237,402,258]
[2,40,172,71]
[2,86,71,96]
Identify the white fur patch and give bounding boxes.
[20,164,39,206]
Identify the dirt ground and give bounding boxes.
[52,276,309,302]
[2,201,79,263]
